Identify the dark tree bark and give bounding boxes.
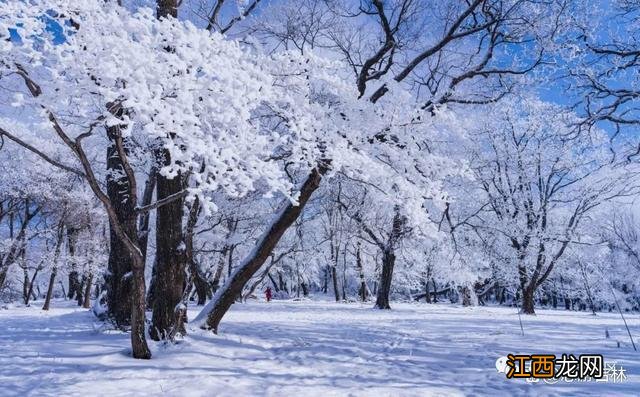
[197,163,328,333]
[149,0,187,342]
[0,201,39,292]
[24,259,41,306]
[67,272,78,300]
[105,123,135,327]
[149,159,186,340]
[138,166,157,264]
[21,257,29,304]
[5,62,153,358]
[83,273,93,309]
[330,237,340,302]
[331,265,340,302]
[243,252,290,301]
[373,208,404,309]
[0,271,6,293]
[66,227,83,303]
[278,271,287,293]
[356,243,367,302]
[374,248,395,309]
[104,105,151,358]
[76,274,85,306]
[227,245,236,279]
[424,279,431,303]
[460,286,473,307]
[322,265,328,293]
[211,249,227,293]
[521,285,536,314]
[431,279,438,303]
[185,197,209,305]
[43,221,64,310]
[43,271,57,310]
[157,0,178,18]
[267,272,279,292]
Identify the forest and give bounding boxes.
[1,0,640,395]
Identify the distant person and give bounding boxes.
[265,287,272,302]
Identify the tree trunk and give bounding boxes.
[138,166,157,265]
[105,124,135,327]
[227,244,236,279]
[356,244,367,302]
[374,248,395,309]
[322,265,328,293]
[22,263,29,304]
[0,270,6,293]
[278,271,288,293]
[521,285,536,314]
[83,273,93,309]
[267,272,279,292]
[424,279,431,303]
[191,263,209,305]
[143,0,186,342]
[331,265,340,302]
[43,270,57,311]
[211,249,227,293]
[373,209,403,310]
[76,274,85,306]
[131,252,151,359]
[341,248,347,300]
[150,150,186,341]
[43,222,64,311]
[184,197,209,305]
[461,286,473,306]
[330,239,340,302]
[67,272,79,300]
[25,265,40,306]
[431,279,438,303]
[195,164,327,333]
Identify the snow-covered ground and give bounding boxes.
[0,299,638,396]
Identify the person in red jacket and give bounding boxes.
[265,287,272,302]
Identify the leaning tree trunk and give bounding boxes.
[194,164,328,333]
[43,270,57,311]
[267,273,280,292]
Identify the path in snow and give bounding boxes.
[0,299,638,396]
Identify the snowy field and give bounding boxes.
[0,300,639,397]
